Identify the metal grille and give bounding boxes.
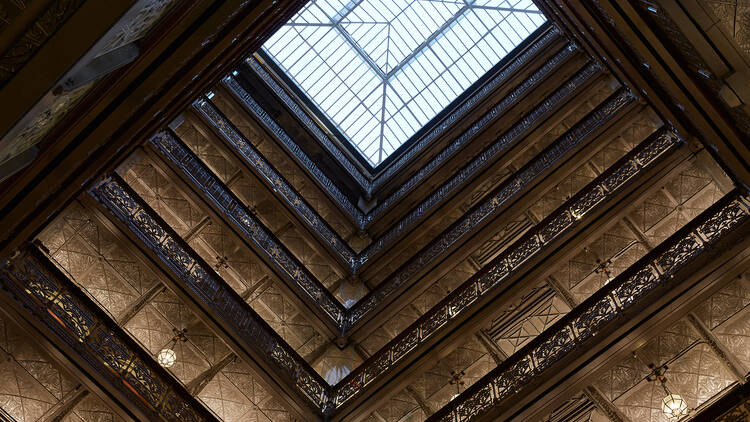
[262,0,546,166]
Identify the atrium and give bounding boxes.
[0,0,749,421]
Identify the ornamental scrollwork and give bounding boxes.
[245,26,563,195]
[224,56,603,277]
[334,127,680,409]
[0,247,215,422]
[89,174,330,409]
[427,191,750,422]
[150,130,346,326]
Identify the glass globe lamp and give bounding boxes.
[661,393,688,420]
[157,348,176,368]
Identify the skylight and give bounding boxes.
[263,0,546,167]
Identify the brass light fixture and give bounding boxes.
[449,370,465,401]
[646,363,689,420]
[158,328,188,369]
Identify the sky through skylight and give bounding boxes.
[263,0,546,166]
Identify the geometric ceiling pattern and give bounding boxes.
[263,0,546,166]
[4,1,750,422]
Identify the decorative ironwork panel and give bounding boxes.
[150,130,346,326]
[222,52,601,280]
[427,191,750,422]
[89,175,329,409]
[345,88,635,329]
[193,96,360,266]
[331,127,679,409]
[354,49,594,265]
[201,85,367,227]
[0,247,216,422]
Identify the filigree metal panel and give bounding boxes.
[183,86,633,339]
[332,127,680,409]
[245,26,561,194]
[93,108,676,416]
[150,130,346,326]
[194,95,367,227]
[178,80,629,343]
[219,56,600,275]
[345,88,635,329]
[89,175,330,410]
[427,191,750,422]
[0,0,86,87]
[0,247,216,422]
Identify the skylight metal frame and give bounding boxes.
[262,0,546,168]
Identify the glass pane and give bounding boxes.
[263,0,545,166]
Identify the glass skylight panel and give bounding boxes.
[263,0,546,166]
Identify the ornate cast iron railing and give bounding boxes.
[168,84,632,345]
[228,40,588,235]
[150,130,347,328]
[0,246,219,422]
[344,87,634,331]
[212,56,601,274]
[427,189,750,422]
[245,25,561,195]
[331,126,681,408]
[193,97,359,269]
[125,114,677,417]
[89,174,331,412]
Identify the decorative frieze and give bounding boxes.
[89,174,330,410]
[0,246,217,422]
[427,190,750,422]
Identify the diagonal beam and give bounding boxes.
[427,190,750,422]
[40,388,89,422]
[88,173,328,419]
[118,282,167,325]
[584,385,632,422]
[0,245,220,422]
[186,353,237,396]
[686,312,748,384]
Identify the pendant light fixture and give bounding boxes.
[158,328,188,369]
[646,363,689,420]
[449,370,465,401]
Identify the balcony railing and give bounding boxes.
[426,190,750,422]
[242,25,562,196]
[0,246,219,422]
[218,52,597,271]
[89,174,331,411]
[332,126,680,407]
[98,110,680,421]
[165,85,633,343]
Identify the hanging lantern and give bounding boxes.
[661,393,689,420]
[449,370,465,402]
[645,362,690,420]
[157,348,177,368]
[157,328,187,369]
